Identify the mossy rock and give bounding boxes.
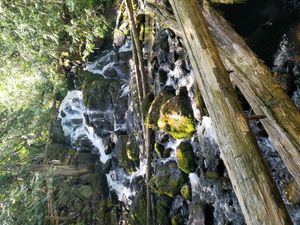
[126,138,140,162]
[156,195,172,225]
[79,69,121,110]
[149,161,186,198]
[145,89,175,128]
[180,184,192,200]
[113,28,126,47]
[171,214,184,225]
[158,95,196,139]
[205,171,220,179]
[176,142,196,174]
[119,136,136,174]
[129,187,147,225]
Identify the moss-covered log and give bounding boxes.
[168,0,292,225]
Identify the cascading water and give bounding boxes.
[56,5,300,222]
[58,90,109,163]
[58,41,147,207]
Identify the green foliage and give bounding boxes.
[0,172,48,225]
[0,0,113,223]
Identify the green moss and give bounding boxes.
[129,187,147,225]
[145,89,175,128]
[120,136,136,174]
[79,69,121,109]
[157,96,196,139]
[156,195,172,225]
[171,214,183,225]
[158,113,195,139]
[176,142,196,174]
[205,171,220,179]
[180,184,192,200]
[149,161,186,198]
[126,139,140,162]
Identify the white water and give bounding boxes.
[59,90,147,205]
[58,90,109,163]
[106,159,147,205]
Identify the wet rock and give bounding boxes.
[154,142,164,158]
[149,161,186,198]
[82,76,122,110]
[156,194,173,225]
[187,201,205,225]
[164,148,172,158]
[141,92,155,116]
[113,28,126,48]
[117,135,136,174]
[146,89,175,128]
[158,95,196,139]
[126,138,140,162]
[176,141,196,174]
[158,68,169,85]
[171,214,184,225]
[129,187,147,225]
[170,196,189,225]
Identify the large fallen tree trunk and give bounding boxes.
[202,3,300,188]
[145,0,300,188]
[168,0,292,224]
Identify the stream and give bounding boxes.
[57,1,300,224]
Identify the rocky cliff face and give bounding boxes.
[49,1,300,224]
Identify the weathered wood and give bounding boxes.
[132,36,144,106]
[145,0,300,188]
[127,3,153,224]
[168,0,293,225]
[202,4,300,188]
[144,14,154,225]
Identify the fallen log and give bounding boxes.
[203,4,300,188]
[145,0,300,188]
[168,0,293,224]
[33,165,91,177]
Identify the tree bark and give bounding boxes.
[125,0,147,98]
[144,14,154,225]
[203,4,300,188]
[168,0,293,225]
[145,0,300,188]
